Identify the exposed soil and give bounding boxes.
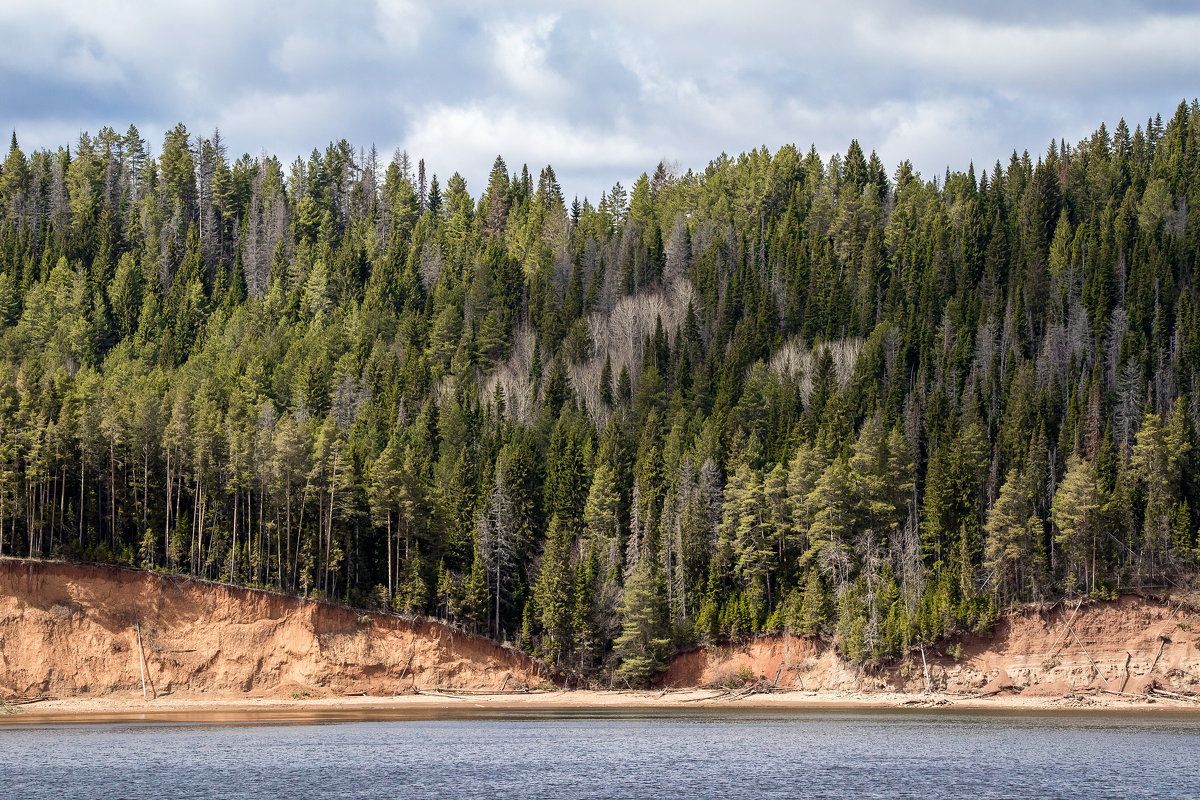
[4,559,1198,712]
[662,595,1200,697]
[0,559,546,700]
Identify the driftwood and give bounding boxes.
[1099,688,1151,699]
[419,689,469,699]
[422,687,542,695]
[680,690,728,703]
[1048,598,1086,659]
[1151,688,1200,704]
[134,622,156,700]
[719,681,790,701]
[901,698,951,707]
[1150,635,1170,674]
[393,647,417,697]
[724,686,758,702]
[2,696,54,706]
[1061,615,1109,687]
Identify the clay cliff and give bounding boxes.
[662,595,1200,696]
[0,559,546,699]
[4,558,1198,702]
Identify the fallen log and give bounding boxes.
[2,696,54,705]
[1150,636,1170,674]
[1098,688,1151,699]
[1065,619,1109,687]
[1047,597,1085,658]
[901,697,952,707]
[723,683,769,702]
[1151,688,1200,704]
[392,647,417,697]
[680,690,728,703]
[422,687,543,695]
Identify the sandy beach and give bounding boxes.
[6,687,1199,724]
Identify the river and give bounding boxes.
[3,707,1198,798]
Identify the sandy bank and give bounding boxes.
[0,559,545,700]
[7,687,1199,724]
[664,595,1200,697]
[4,559,1200,719]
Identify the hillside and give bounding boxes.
[1,104,1200,683]
[0,559,545,699]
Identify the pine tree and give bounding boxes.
[984,468,1043,603]
[1052,454,1101,594]
[613,563,668,687]
[534,515,575,665]
[583,462,621,543]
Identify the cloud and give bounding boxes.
[490,14,564,98]
[405,103,656,190]
[855,12,1200,93]
[2,0,1197,201]
[867,96,1004,176]
[209,90,377,160]
[375,0,428,50]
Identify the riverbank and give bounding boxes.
[7,686,1199,723]
[4,560,1199,716]
[0,559,546,700]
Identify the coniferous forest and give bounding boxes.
[1,103,1199,684]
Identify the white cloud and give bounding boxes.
[376,0,427,50]
[403,103,655,190]
[854,12,1200,91]
[489,14,564,98]
[208,89,374,160]
[867,96,1002,176]
[2,0,1197,201]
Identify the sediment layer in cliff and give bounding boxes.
[5,559,1197,702]
[662,595,1200,696]
[0,559,545,699]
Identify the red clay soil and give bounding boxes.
[0,559,546,699]
[662,595,1200,696]
[5,558,1197,702]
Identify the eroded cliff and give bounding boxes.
[0,559,546,699]
[662,595,1200,696]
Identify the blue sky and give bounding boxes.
[1,0,1197,201]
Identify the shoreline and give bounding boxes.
[6,688,1199,723]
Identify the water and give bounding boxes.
[3,707,1199,799]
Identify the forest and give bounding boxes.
[0,102,1198,684]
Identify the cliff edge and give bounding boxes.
[663,595,1200,697]
[0,559,546,699]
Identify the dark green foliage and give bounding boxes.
[1,105,1200,683]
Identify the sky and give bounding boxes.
[1,0,1198,201]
